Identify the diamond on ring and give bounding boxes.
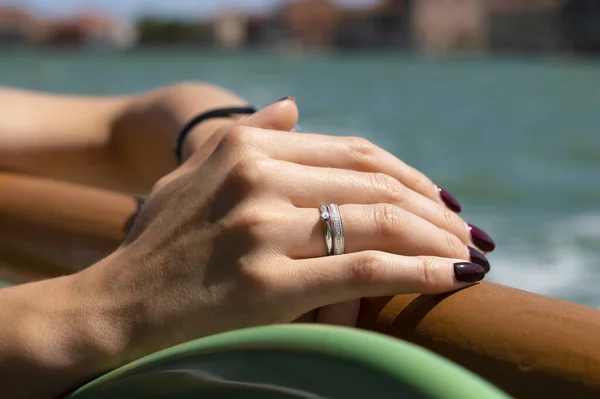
[320,205,334,256]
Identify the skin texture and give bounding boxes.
[0,97,488,398]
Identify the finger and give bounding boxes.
[256,160,472,246]
[242,97,299,132]
[287,204,483,272]
[238,127,453,210]
[316,300,361,327]
[287,252,485,311]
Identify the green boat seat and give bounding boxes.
[65,324,510,399]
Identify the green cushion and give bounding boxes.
[0,281,11,289]
[65,324,510,399]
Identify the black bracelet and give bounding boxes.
[174,105,257,164]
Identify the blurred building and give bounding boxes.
[0,6,40,44]
[412,0,486,53]
[336,0,411,49]
[488,0,567,53]
[214,12,249,50]
[2,0,600,56]
[273,0,344,50]
[242,0,411,51]
[41,13,137,48]
[560,0,600,54]
[0,7,136,49]
[137,16,212,46]
[246,14,270,47]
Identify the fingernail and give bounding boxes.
[468,246,490,273]
[436,185,462,213]
[468,223,496,252]
[454,262,486,283]
[276,96,296,103]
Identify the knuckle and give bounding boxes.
[345,136,379,170]
[152,175,170,193]
[441,210,469,244]
[372,204,406,238]
[242,264,275,291]
[439,207,456,232]
[235,263,282,312]
[230,156,271,190]
[371,173,406,204]
[411,175,435,197]
[219,209,273,252]
[225,204,282,239]
[229,206,270,233]
[443,230,463,257]
[221,125,253,151]
[415,256,444,292]
[351,251,385,284]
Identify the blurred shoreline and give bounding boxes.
[1,0,600,57]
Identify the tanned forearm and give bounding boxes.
[0,277,109,399]
[0,83,247,193]
[0,253,137,399]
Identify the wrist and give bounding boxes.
[43,273,129,373]
[69,253,144,368]
[72,249,173,368]
[0,272,129,397]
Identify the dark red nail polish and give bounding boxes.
[454,262,486,282]
[437,186,462,213]
[276,96,296,103]
[468,246,490,273]
[468,223,496,252]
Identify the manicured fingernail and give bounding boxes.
[468,223,496,252]
[468,246,490,273]
[436,185,462,213]
[276,96,296,103]
[454,262,486,282]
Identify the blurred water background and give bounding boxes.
[1,49,598,307]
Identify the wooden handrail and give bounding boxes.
[357,286,600,398]
[1,171,599,397]
[0,172,134,281]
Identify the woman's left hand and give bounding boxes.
[154,97,495,326]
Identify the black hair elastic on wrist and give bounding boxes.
[175,105,257,164]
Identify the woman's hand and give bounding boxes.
[81,100,491,363]
[152,98,495,325]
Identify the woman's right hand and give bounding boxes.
[81,99,491,365]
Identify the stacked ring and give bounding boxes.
[319,204,345,256]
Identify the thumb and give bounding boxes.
[242,96,299,132]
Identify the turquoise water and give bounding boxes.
[1,50,599,307]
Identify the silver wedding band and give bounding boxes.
[319,204,345,256]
